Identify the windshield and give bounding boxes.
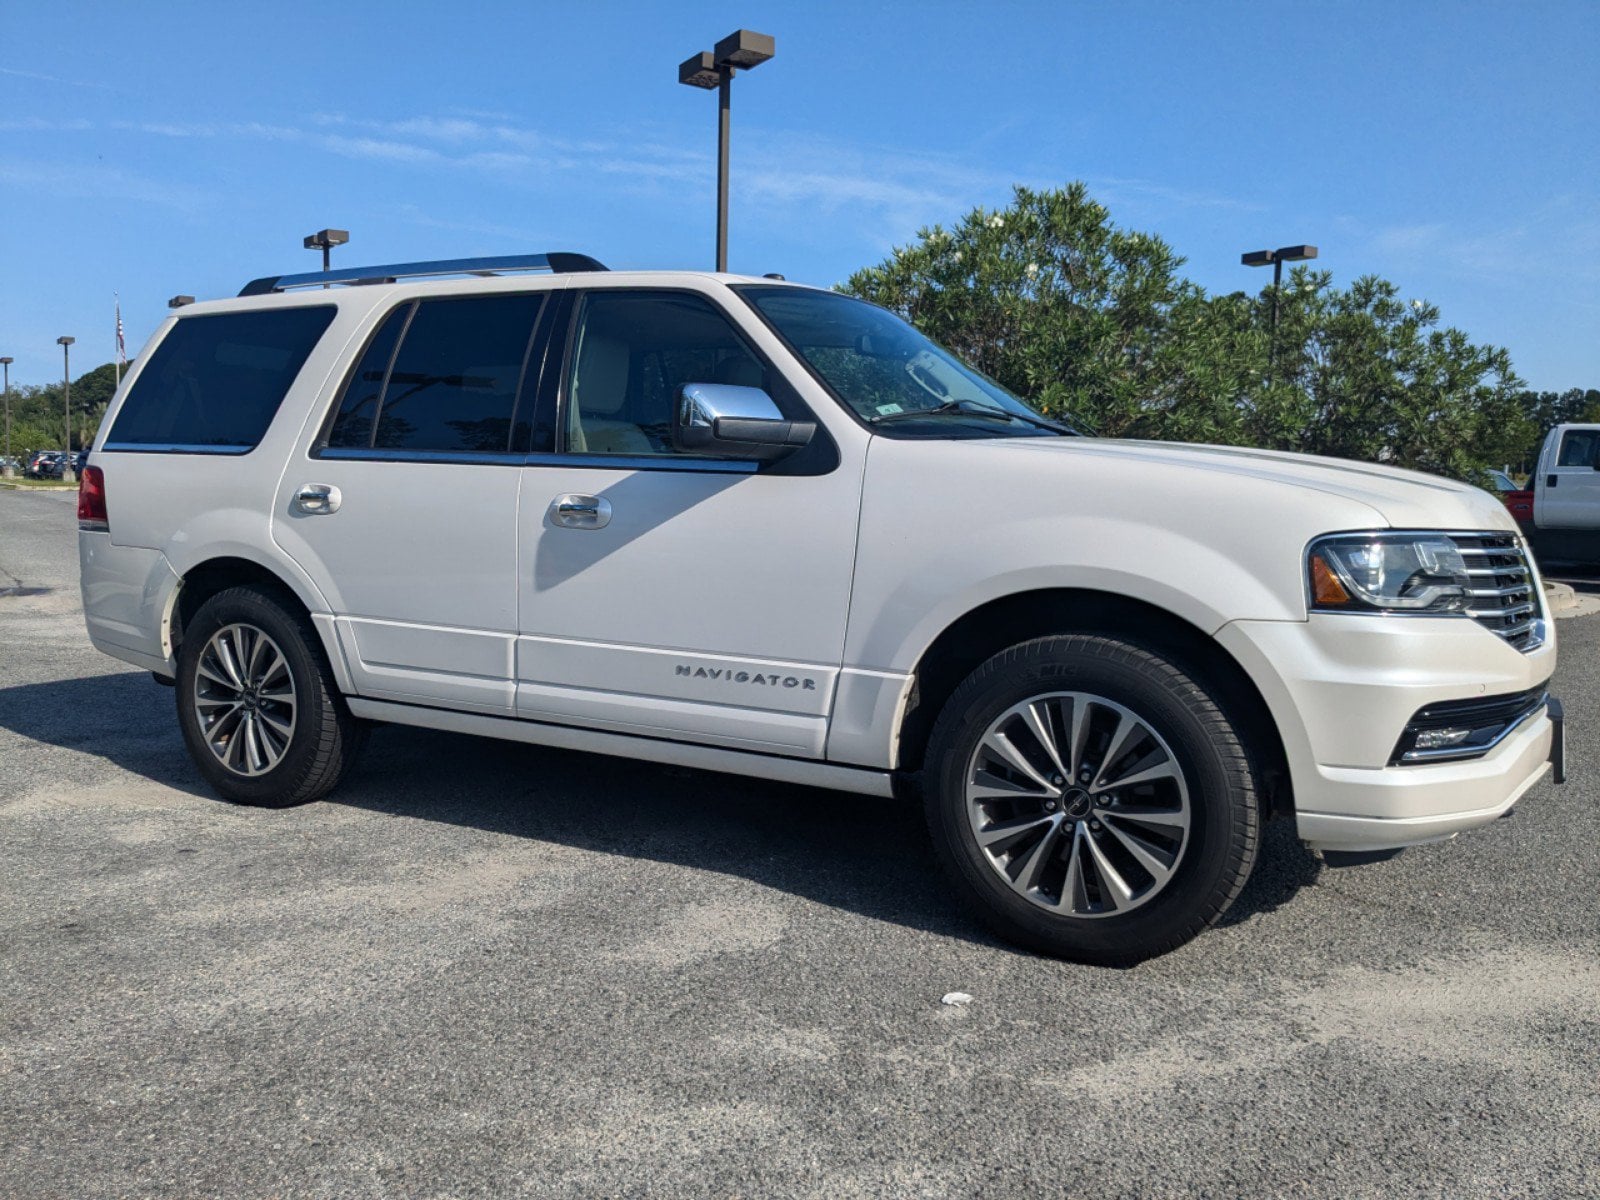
[735,286,1074,437]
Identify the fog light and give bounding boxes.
[1413,727,1473,751]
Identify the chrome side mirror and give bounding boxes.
[673,383,815,461]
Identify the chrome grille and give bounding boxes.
[1455,533,1541,651]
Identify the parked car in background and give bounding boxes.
[21,450,85,479]
[78,251,1564,964]
[1484,467,1534,530]
[1516,424,1600,562]
[26,451,62,479]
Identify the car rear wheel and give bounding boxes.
[924,634,1261,965]
[176,585,365,807]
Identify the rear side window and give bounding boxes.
[107,307,334,451]
[1556,429,1599,468]
[327,306,409,450]
[324,294,543,455]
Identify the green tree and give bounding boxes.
[843,182,1236,439]
[845,183,1534,482]
[5,362,127,455]
[1260,271,1526,479]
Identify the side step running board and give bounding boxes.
[346,697,896,798]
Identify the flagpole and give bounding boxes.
[114,294,124,388]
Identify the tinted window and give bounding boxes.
[326,305,409,450]
[108,307,334,450]
[1557,430,1599,468]
[565,291,768,456]
[365,295,541,453]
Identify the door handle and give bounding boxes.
[550,493,611,530]
[1548,475,1558,488]
[294,483,341,514]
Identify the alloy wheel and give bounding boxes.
[965,691,1192,917]
[192,622,297,777]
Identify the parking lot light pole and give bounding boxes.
[304,229,349,285]
[1242,245,1318,387]
[57,337,76,484]
[1,357,13,478]
[678,29,775,273]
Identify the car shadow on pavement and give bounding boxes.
[0,672,1321,952]
[0,670,216,801]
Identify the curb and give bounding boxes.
[1546,581,1578,612]
[1545,580,1600,619]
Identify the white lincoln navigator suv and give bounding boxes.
[78,253,1565,963]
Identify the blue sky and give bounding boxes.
[2,1,1596,391]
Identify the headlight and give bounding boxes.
[1307,533,1471,614]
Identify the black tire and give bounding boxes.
[176,585,365,807]
[924,634,1260,965]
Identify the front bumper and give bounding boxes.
[1218,613,1561,852]
[1294,706,1553,851]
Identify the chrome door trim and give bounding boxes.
[550,493,612,529]
[293,483,342,514]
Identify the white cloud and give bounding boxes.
[392,203,564,244]
[0,116,93,132]
[2,160,207,212]
[1343,203,1600,288]
[0,66,117,92]
[1085,174,1265,214]
[317,134,442,164]
[459,150,535,172]
[2,104,1263,262]
[388,116,489,143]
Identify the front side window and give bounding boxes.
[736,286,1072,439]
[564,291,769,456]
[325,294,543,454]
[1557,429,1599,468]
[108,306,334,451]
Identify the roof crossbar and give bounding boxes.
[239,252,607,297]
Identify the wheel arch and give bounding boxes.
[169,555,352,694]
[897,588,1293,819]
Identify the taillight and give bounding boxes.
[78,465,108,531]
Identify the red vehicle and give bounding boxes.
[1485,468,1534,530]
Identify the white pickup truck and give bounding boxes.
[77,253,1565,963]
[1511,423,1600,563]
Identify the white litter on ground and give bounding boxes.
[941,992,974,1007]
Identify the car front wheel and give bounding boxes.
[924,634,1261,965]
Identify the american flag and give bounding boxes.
[115,295,126,366]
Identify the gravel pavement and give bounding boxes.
[2,485,1597,1199]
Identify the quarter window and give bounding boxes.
[325,294,543,454]
[564,291,769,456]
[326,305,408,450]
[1556,429,1600,468]
[108,307,334,451]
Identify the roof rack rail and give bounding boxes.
[238,252,607,297]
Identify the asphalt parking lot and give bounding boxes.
[3,485,1597,1199]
